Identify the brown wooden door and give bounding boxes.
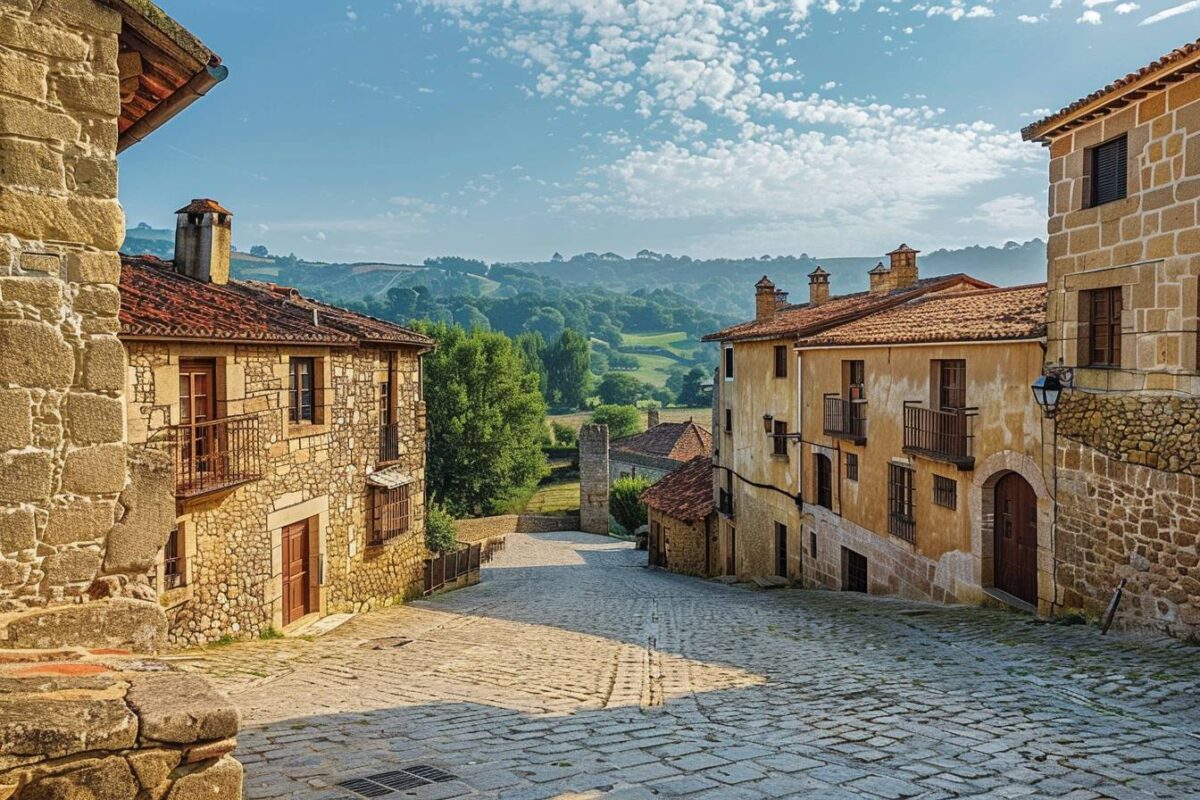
[179,360,218,483]
[994,472,1038,604]
[282,519,312,625]
[938,360,966,410]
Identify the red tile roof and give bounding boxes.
[796,284,1047,347]
[702,274,993,343]
[641,456,715,523]
[119,255,433,348]
[612,421,712,464]
[176,198,232,215]
[1022,37,1200,143]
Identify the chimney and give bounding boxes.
[807,265,830,306]
[887,243,919,289]
[868,261,892,295]
[755,276,777,320]
[174,198,232,285]
[647,408,660,429]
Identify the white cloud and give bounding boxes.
[1141,0,1200,23]
[1114,2,1138,11]
[1017,13,1042,22]
[821,80,838,89]
[346,4,358,21]
[958,194,1045,238]
[1077,9,1103,22]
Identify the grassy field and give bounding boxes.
[612,330,707,386]
[523,481,580,514]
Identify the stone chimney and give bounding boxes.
[868,262,892,295]
[755,276,777,320]
[647,408,660,429]
[887,243,919,289]
[807,266,830,306]
[174,199,232,285]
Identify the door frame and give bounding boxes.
[281,518,314,626]
[969,451,1051,611]
[269,496,329,630]
[992,472,1039,605]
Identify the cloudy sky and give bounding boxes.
[121,1,1191,263]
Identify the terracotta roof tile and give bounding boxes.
[612,421,712,463]
[640,456,715,522]
[702,274,993,342]
[796,284,1047,347]
[119,255,433,348]
[1022,37,1200,142]
[175,198,232,215]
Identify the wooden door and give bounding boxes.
[938,360,966,410]
[815,454,833,510]
[726,527,736,576]
[179,360,218,482]
[658,524,668,570]
[282,519,312,625]
[775,523,788,578]
[994,472,1038,604]
[844,548,867,593]
[649,521,660,567]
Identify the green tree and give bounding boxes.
[546,328,590,409]
[551,421,577,447]
[425,504,458,553]
[514,331,548,398]
[610,476,653,533]
[598,372,653,405]
[678,367,708,407]
[418,322,549,517]
[249,244,269,257]
[524,306,565,342]
[589,404,641,439]
[453,304,490,331]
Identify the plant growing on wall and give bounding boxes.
[425,504,458,553]
[610,476,653,533]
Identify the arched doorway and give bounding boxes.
[993,472,1038,604]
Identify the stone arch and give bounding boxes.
[969,450,1053,610]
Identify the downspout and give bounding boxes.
[118,61,230,152]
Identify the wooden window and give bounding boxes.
[725,408,733,434]
[772,420,788,456]
[162,527,185,590]
[289,357,317,423]
[1090,135,1128,207]
[888,463,916,542]
[369,483,413,546]
[933,474,957,509]
[774,345,788,378]
[724,346,734,379]
[815,453,833,510]
[938,360,966,410]
[775,523,788,578]
[845,452,859,481]
[1086,287,1123,367]
[844,360,865,401]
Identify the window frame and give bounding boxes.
[845,452,859,482]
[772,420,789,457]
[369,482,413,547]
[932,474,957,510]
[289,356,318,424]
[814,453,833,510]
[1085,286,1123,368]
[723,346,734,380]
[887,463,916,542]
[773,345,788,378]
[724,408,733,435]
[162,527,185,590]
[1089,134,1128,208]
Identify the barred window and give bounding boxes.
[888,463,915,543]
[933,475,957,509]
[163,528,185,590]
[845,453,859,482]
[369,483,413,546]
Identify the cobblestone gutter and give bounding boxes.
[0,647,241,799]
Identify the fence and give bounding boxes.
[423,542,482,596]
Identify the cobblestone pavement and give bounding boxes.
[182,532,1200,800]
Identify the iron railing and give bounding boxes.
[718,489,734,516]
[170,413,263,498]
[423,542,482,596]
[378,422,401,464]
[889,512,916,543]
[823,395,867,443]
[902,402,977,469]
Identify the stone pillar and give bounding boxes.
[579,424,609,534]
[647,407,660,429]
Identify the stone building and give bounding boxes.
[0,1,244,796]
[1023,39,1200,636]
[641,456,717,576]
[792,283,1050,609]
[609,409,712,483]
[703,255,992,582]
[120,205,433,646]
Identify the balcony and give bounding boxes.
[170,413,263,498]
[379,422,401,465]
[718,489,734,517]
[823,395,867,444]
[902,402,976,470]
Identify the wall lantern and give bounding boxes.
[1031,374,1063,418]
[762,413,775,434]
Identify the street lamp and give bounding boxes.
[762,413,774,434]
[1031,374,1063,418]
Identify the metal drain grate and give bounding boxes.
[337,765,460,798]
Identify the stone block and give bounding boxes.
[0,99,79,145]
[35,0,123,35]
[51,73,120,117]
[79,335,123,391]
[75,284,119,317]
[0,691,136,760]
[42,501,114,546]
[0,320,73,389]
[0,277,63,320]
[125,672,240,744]
[61,444,125,495]
[0,597,165,652]
[0,558,30,587]
[0,389,32,450]
[64,251,118,285]
[0,191,123,252]
[67,153,117,198]
[17,252,60,276]
[127,748,181,792]
[0,508,35,553]
[0,137,61,190]
[0,16,88,61]
[165,754,243,800]
[102,449,172,575]
[19,754,139,798]
[0,450,53,504]
[62,392,122,445]
[41,547,100,584]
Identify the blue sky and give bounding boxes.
[119,0,1191,264]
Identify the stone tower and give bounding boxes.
[579,424,610,534]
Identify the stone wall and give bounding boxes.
[579,425,609,534]
[0,0,173,634]
[454,513,581,543]
[648,509,714,577]
[127,341,428,646]
[1056,391,1200,475]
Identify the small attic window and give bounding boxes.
[1089,135,1128,208]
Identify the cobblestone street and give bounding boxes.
[183,532,1200,799]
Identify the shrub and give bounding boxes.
[425,504,458,553]
[610,476,653,533]
[589,404,641,439]
[552,421,578,447]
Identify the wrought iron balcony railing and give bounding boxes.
[379,422,401,465]
[902,402,977,470]
[170,413,263,498]
[823,394,867,444]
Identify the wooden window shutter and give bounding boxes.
[1091,136,1128,207]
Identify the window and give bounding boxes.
[938,360,966,410]
[845,360,865,401]
[843,547,867,593]
[1090,135,1128,207]
[774,345,788,378]
[888,463,916,542]
[933,475,957,509]
[289,357,317,423]
[724,346,734,379]
[1086,286,1123,367]
[725,408,733,435]
[810,530,817,558]
[845,452,859,482]
[815,453,833,510]
[162,528,185,590]
[775,523,788,578]
[772,420,788,456]
[369,483,413,546]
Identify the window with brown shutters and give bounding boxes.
[1090,135,1128,207]
[1086,286,1123,367]
[774,345,788,378]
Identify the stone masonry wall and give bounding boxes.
[127,342,428,646]
[0,0,169,619]
[1056,391,1200,475]
[648,509,712,577]
[579,424,609,535]
[454,513,581,543]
